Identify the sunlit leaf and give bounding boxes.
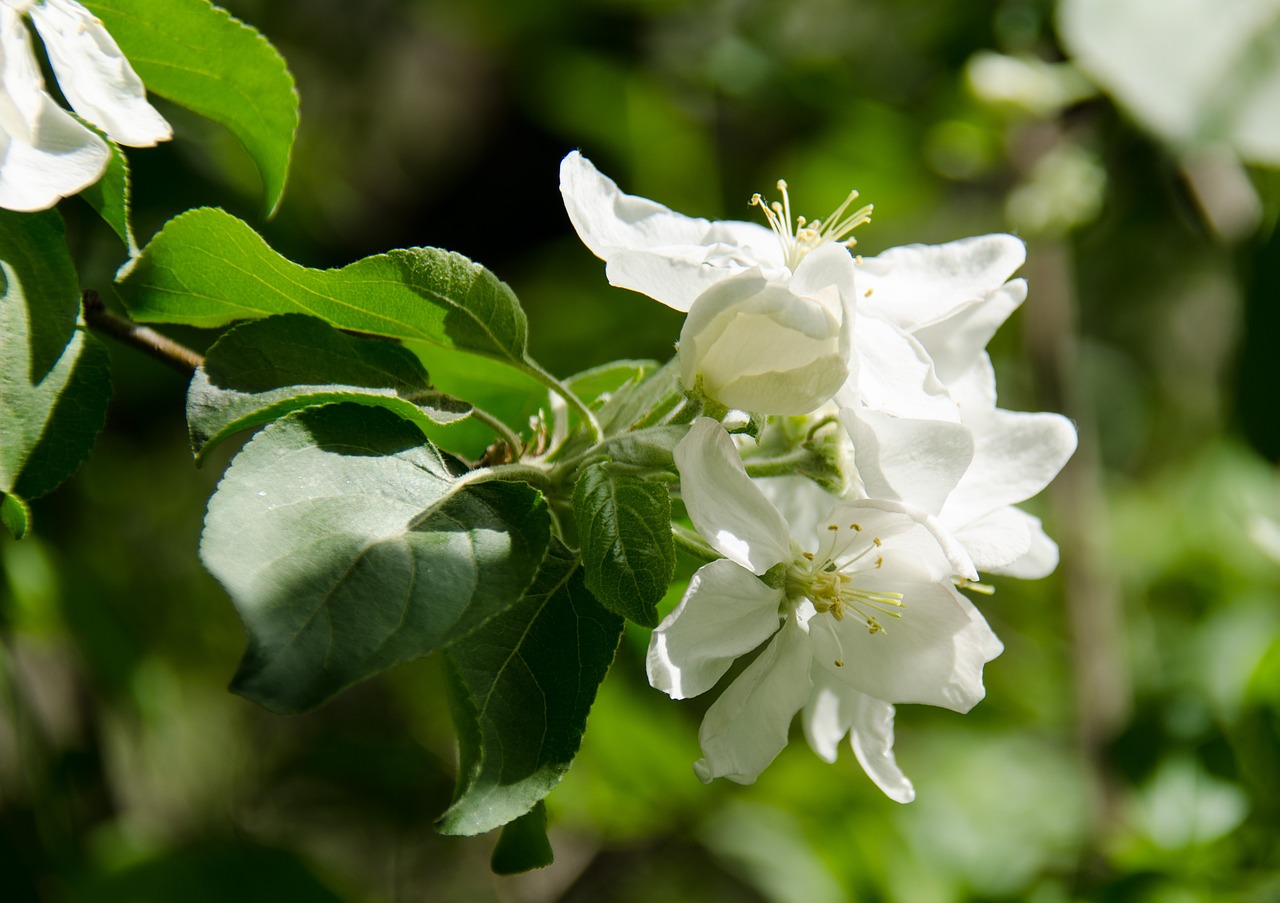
[85,0,299,215]
[116,208,529,364]
[79,138,135,254]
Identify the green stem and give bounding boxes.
[519,358,603,445]
[671,522,720,563]
[743,448,818,479]
[468,406,524,455]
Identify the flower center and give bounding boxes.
[750,180,873,271]
[784,521,905,661]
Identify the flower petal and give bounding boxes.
[941,408,1077,526]
[560,151,781,311]
[29,0,171,147]
[674,418,792,573]
[951,505,1033,573]
[814,581,1001,712]
[859,233,1026,332]
[840,405,975,517]
[647,559,785,700]
[852,316,958,421]
[693,612,814,784]
[987,509,1060,579]
[0,7,108,211]
[914,278,1026,386]
[802,678,915,803]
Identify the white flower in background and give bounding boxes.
[648,419,1002,792]
[0,0,170,211]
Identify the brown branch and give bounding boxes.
[81,290,204,376]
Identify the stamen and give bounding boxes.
[750,181,873,269]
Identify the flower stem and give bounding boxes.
[671,522,720,563]
[82,290,204,375]
[519,357,604,444]
[468,405,525,456]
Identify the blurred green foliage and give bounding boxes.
[4,0,1280,900]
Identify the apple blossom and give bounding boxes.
[0,0,170,211]
[648,419,1002,790]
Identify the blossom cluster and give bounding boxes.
[1,0,170,212]
[561,151,1076,801]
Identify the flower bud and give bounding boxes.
[679,245,855,416]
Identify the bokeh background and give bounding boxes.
[4,0,1280,900]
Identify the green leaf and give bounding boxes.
[0,211,112,521]
[189,313,470,462]
[440,541,623,835]
[201,404,551,713]
[596,356,690,434]
[564,359,658,407]
[79,138,135,254]
[599,424,685,469]
[572,461,676,627]
[116,208,529,364]
[1,492,30,540]
[85,0,299,216]
[490,801,554,874]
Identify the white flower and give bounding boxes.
[837,235,1078,577]
[562,151,965,416]
[648,419,1002,791]
[0,0,170,211]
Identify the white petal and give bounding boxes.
[0,8,108,211]
[828,497,976,582]
[29,0,171,147]
[674,418,792,573]
[693,612,814,784]
[941,408,1077,527]
[853,316,958,421]
[952,506,1033,573]
[647,559,785,700]
[913,278,1026,386]
[814,581,1001,713]
[802,679,914,803]
[559,151,781,311]
[841,405,975,517]
[988,509,1060,579]
[859,233,1026,331]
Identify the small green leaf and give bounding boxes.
[116,208,529,364]
[565,360,658,405]
[490,801,554,875]
[189,313,470,462]
[0,211,112,520]
[599,424,685,469]
[1,492,30,540]
[572,461,676,627]
[596,356,690,434]
[440,541,623,836]
[79,138,135,254]
[201,404,551,713]
[85,0,299,216]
